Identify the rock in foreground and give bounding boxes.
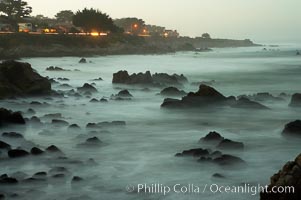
[289,93,301,107]
[0,108,25,126]
[0,60,51,99]
[282,120,301,136]
[260,154,301,200]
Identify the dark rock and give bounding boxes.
[161,84,228,108]
[112,70,153,85]
[213,154,245,166]
[57,77,70,81]
[72,176,83,182]
[217,139,244,150]
[77,83,97,93]
[86,121,126,128]
[161,98,183,108]
[79,58,87,63]
[100,98,108,102]
[250,92,284,102]
[152,73,188,85]
[0,60,51,98]
[289,93,301,107]
[86,123,97,129]
[212,173,225,178]
[0,174,18,184]
[0,108,25,126]
[282,120,301,136]
[33,172,47,179]
[44,113,62,118]
[90,98,99,103]
[176,148,210,157]
[59,83,72,88]
[0,140,11,149]
[52,119,69,126]
[112,70,189,86]
[81,137,102,146]
[68,124,81,129]
[45,145,62,153]
[8,149,30,158]
[2,132,23,139]
[30,101,42,105]
[31,147,44,155]
[232,97,269,109]
[200,131,224,142]
[91,77,103,81]
[86,137,101,143]
[117,90,133,97]
[49,78,59,84]
[22,177,46,183]
[198,157,213,162]
[46,66,67,71]
[160,87,187,96]
[260,153,301,200]
[52,174,65,178]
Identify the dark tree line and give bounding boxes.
[72,8,122,34]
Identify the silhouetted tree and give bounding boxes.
[55,10,74,23]
[201,33,211,39]
[0,0,32,21]
[72,8,121,34]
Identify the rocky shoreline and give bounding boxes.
[0,34,260,59]
[0,59,300,200]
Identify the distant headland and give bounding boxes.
[0,1,260,59]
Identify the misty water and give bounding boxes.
[1,45,301,200]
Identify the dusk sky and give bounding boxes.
[26,0,301,42]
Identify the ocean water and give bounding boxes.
[0,45,301,200]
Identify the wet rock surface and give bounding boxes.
[46,66,68,71]
[282,120,301,136]
[77,83,97,93]
[200,131,224,142]
[0,108,25,126]
[161,84,229,108]
[176,131,246,167]
[232,97,269,110]
[217,139,244,150]
[0,60,51,98]
[79,58,87,63]
[260,153,301,200]
[161,84,269,110]
[289,93,301,107]
[160,87,187,96]
[112,70,188,86]
[8,149,30,158]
